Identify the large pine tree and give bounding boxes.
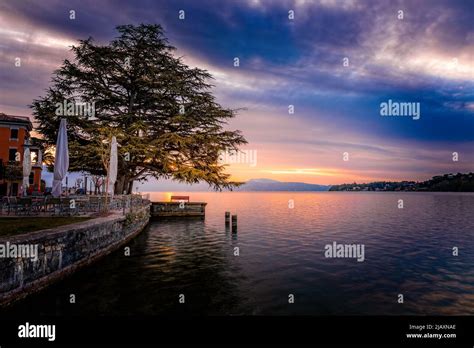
[32,24,247,193]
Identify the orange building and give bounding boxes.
[0,113,43,196]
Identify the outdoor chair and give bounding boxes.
[41,196,54,215]
[31,196,48,214]
[16,197,33,216]
[47,197,61,216]
[4,197,20,215]
[1,197,12,215]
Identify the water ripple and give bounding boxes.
[2,192,473,316]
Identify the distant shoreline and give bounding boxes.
[142,190,474,194]
[329,173,474,192]
[141,173,474,193]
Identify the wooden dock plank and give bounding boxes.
[150,202,207,217]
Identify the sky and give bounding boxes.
[0,0,473,190]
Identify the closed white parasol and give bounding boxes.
[22,147,31,196]
[108,136,118,197]
[52,118,69,197]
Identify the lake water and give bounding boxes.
[3,192,474,316]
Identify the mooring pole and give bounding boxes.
[225,211,231,225]
[231,215,237,233]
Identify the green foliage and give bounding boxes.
[329,173,474,192]
[420,173,474,192]
[4,164,23,181]
[31,24,247,193]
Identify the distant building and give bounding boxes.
[0,113,42,196]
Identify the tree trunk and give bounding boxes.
[115,175,126,195]
[127,179,134,194]
[114,174,134,195]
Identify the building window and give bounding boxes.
[10,128,19,140]
[9,148,18,162]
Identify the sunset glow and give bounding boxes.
[0,0,473,190]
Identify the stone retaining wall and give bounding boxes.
[0,205,150,306]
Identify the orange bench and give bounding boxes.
[170,195,190,202]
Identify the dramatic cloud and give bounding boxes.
[0,0,472,187]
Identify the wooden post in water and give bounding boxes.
[231,215,238,233]
[225,212,231,225]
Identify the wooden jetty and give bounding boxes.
[151,196,207,218]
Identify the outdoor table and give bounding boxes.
[30,197,44,214]
[18,197,33,215]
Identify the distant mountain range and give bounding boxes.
[236,179,330,191]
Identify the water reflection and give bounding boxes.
[1,192,474,316]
